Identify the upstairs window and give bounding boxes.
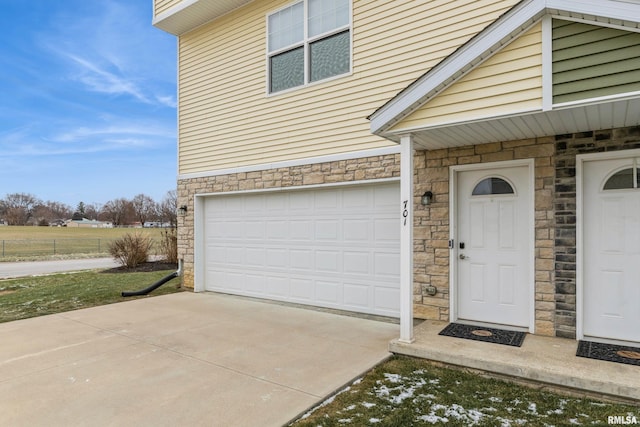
[268,0,351,93]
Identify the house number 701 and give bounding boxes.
[402,200,409,226]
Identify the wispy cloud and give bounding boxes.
[40,1,176,108]
[64,53,151,104]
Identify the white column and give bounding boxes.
[399,135,414,343]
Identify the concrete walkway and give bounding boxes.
[391,320,640,403]
[0,292,398,426]
[0,258,120,279]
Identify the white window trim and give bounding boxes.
[265,0,353,96]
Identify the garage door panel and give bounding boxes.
[343,187,370,209]
[344,283,370,309]
[374,218,400,243]
[290,192,314,210]
[375,286,401,313]
[316,281,341,304]
[291,278,314,301]
[290,249,313,270]
[246,274,265,294]
[316,220,339,240]
[267,221,288,239]
[245,221,265,239]
[290,221,313,240]
[315,191,339,210]
[266,248,288,268]
[266,276,289,297]
[343,251,369,274]
[266,193,287,211]
[375,185,399,207]
[344,219,369,242]
[204,182,400,317]
[374,252,401,277]
[245,248,265,266]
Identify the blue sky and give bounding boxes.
[0,0,177,207]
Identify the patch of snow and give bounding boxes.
[528,402,538,414]
[362,402,376,409]
[383,373,402,383]
[345,405,356,411]
[337,418,352,424]
[369,418,381,424]
[419,413,449,424]
[568,419,581,425]
[489,396,503,403]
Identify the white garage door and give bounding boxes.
[203,182,400,317]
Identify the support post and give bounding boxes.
[399,135,414,343]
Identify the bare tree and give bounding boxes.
[84,203,102,221]
[32,201,73,225]
[159,190,178,227]
[131,194,158,227]
[0,193,41,225]
[101,198,133,226]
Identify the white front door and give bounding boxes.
[456,164,531,328]
[583,157,640,344]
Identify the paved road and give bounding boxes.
[0,258,120,279]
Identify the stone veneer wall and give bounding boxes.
[176,154,401,289]
[554,126,640,338]
[413,138,557,336]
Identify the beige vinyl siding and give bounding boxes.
[553,20,640,104]
[178,0,518,175]
[155,0,182,17]
[390,22,543,132]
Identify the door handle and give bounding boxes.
[459,253,468,260]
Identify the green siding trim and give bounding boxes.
[552,19,640,104]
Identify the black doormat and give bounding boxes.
[576,341,640,366]
[438,323,526,347]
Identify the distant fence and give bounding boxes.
[0,238,158,258]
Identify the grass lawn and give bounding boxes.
[0,226,169,259]
[0,225,165,240]
[0,267,182,323]
[292,356,638,426]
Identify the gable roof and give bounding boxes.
[369,0,640,143]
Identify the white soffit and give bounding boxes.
[370,0,640,139]
[153,0,254,35]
[408,98,640,150]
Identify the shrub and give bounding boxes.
[108,232,152,268]
[158,227,178,264]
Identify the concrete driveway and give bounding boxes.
[0,292,398,426]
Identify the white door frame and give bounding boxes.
[449,159,535,333]
[576,148,640,341]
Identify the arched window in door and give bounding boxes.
[472,177,515,196]
[603,167,640,190]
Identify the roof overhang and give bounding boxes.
[153,0,254,36]
[406,96,640,150]
[370,0,640,149]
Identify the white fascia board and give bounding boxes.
[370,0,546,136]
[546,0,640,25]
